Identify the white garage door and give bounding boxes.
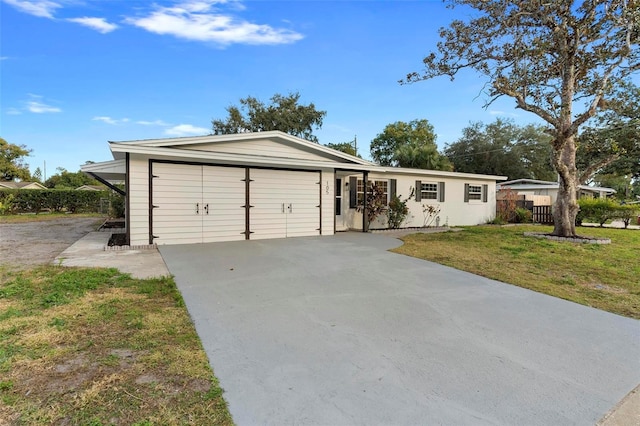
[152,163,245,245]
[250,169,320,240]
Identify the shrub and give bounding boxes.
[386,194,410,229]
[514,207,532,223]
[577,198,618,226]
[0,193,14,215]
[614,204,640,229]
[0,189,112,214]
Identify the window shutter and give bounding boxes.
[464,183,470,202]
[438,182,445,202]
[390,179,397,199]
[349,176,357,208]
[415,180,422,202]
[482,184,488,203]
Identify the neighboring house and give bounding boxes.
[497,179,616,206]
[0,181,47,190]
[76,185,107,191]
[83,131,506,246]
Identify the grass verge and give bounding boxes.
[394,225,640,319]
[0,266,233,425]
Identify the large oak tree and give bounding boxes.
[212,92,326,143]
[403,0,639,236]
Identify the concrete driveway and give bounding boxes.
[159,233,640,425]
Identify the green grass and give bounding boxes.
[0,265,233,425]
[0,212,105,224]
[394,225,640,319]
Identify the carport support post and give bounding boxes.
[363,171,369,233]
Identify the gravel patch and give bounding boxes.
[0,217,102,268]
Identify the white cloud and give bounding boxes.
[6,108,22,115]
[137,119,170,126]
[125,0,303,46]
[165,124,209,136]
[3,0,61,19]
[0,56,9,61]
[25,95,61,113]
[92,116,129,125]
[67,17,118,34]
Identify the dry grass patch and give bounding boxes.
[394,225,640,319]
[0,213,104,224]
[0,265,233,425]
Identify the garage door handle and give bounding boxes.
[204,204,209,215]
[282,203,285,213]
[196,203,199,215]
[288,203,293,213]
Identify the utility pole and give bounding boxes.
[353,135,357,157]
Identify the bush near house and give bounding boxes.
[0,189,124,217]
[577,198,640,228]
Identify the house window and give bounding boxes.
[468,185,483,200]
[420,183,438,200]
[357,179,388,205]
[464,183,488,202]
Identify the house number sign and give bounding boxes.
[325,181,330,195]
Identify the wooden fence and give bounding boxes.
[532,205,553,224]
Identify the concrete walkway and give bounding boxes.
[55,232,170,279]
[159,233,640,426]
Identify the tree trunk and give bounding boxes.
[552,135,579,237]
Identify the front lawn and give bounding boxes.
[0,266,233,425]
[394,225,640,319]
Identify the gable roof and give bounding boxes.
[0,181,47,190]
[109,131,374,166]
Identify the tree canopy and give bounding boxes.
[403,0,639,237]
[325,142,360,157]
[444,119,555,181]
[577,81,640,185]
[370,119,452,171]
[44,168,100,189]
[212,92,326,143]
[0,137,32,181]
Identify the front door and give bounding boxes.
[335,178,346,231]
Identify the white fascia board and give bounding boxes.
[109,131,374,166]
[371,166,507,181]
[110,144,367,170]
[81,159,125,174]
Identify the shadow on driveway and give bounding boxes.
[160,232,640,425]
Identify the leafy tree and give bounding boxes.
[444,119,555,181]
[0,137,31,181]
[212,92,326,143]
[403,0,639,237]
[325,142,360,157]
[370,119,451,170]
[32,167,43,183]
[395,142,453,171]
[44,168,100,189]
[577,81,640,184]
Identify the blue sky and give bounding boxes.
[1,0,536,177]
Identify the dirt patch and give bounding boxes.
[0,217,102,268]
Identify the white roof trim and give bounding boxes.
[81,159,125,174]
[106,144,505,181]
[498,182,616,193]
[109,131,374,166]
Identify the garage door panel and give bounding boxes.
[152,163,203,245]
[202,166,246,242]
[249,169,319,239]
